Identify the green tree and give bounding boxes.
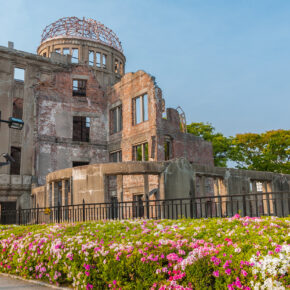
[229,130,290,174]
[187,122,231,167]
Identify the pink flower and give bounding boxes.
[86,284,93,290]
[241,270,247,277]
[85,271,90,276]
[213,270,219,277]
[166,253,179,261]
[113,280,117,285]
[225,268,231,275]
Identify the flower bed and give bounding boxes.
[0,215,289,289]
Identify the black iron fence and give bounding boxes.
[0,192,289,225]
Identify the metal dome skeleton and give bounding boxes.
[40,17,123,53]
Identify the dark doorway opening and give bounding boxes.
[0,202,17,224]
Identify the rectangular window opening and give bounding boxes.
[10,146,21,175]
[109,151,122,162]
[133,93,148,125]
[14,68,25,82]
[72,48,79,63]
[164,137,173,161]
[72,79,87,97]
[102,54,107,69]
[63,48,70,55]
[73,116,90,142]
[54,48,61,54]
[72,161,89,167]
[133,143,149,161]
[96,52,101,67]
[12,98,23,119]
[89,51,94,66]
[114,59,119,73]
[110,105,122,134]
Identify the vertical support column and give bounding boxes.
[117,175,123,219]
[159,173,165,219]
[144,174,149,218]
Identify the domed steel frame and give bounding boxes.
[41,16,123,53]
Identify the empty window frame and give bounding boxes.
[114,59,119,73]
[72,79,87,97]
[72,161,89,167]
[110,105,122,134]
[133,94,148,125]
[12,98,23,119]
[54,48,61,54]
[109,150,122,162]
[96,52,101,67]
[133,143,148,161]
[164,136,173,161]
[62,48,70,55]
[102,54,107,69]
[14,68,25,82]
[256,181,263,192]
[119,62,123,75]
[10,147,21,175]
[89,50,94,66]
[71,48,79,63]
[72,116,90,142]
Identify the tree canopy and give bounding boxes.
[187,122,290,174]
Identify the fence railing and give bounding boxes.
[0,192,289,225]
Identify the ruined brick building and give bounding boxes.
[0,17,214,212]
[0,17,289,218]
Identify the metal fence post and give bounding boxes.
[57,202,61,223]
[83,199,86,221]
[36,204,39,225]
[242,195,246,217]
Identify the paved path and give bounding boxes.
[0,274,55,289]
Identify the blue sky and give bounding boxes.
[1,0,289,136]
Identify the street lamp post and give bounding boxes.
[0,117,24,130]
[0,153,15,167]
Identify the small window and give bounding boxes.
[73,116,90,142]
[63,48,70,55]
[12,98,23,119]
[72,79,87,97]
[114,59,119,73]
[89,51,94,66]
[133,94,148,125]
[14,68,25,82]
[72,161,89,167]
[54,48,61,54]
[119,62,123,75]
[109,151,122,162]
[256,182,263,192]
[72,48,79,63]
[164,136,173,161]
[102,54,107,69]
[42,52,47,57]
[96,52,101,67]
[110,105,122,134]
[133,143,148,161]
[10,147,21,175]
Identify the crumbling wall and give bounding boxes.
[35,65,109,184]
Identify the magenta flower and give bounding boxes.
[213,270,219,277]
[225,268,231,275]
[85,271,90,276]
[241,270,248,277]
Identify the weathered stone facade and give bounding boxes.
[0,17,213,214]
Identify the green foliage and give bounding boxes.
[187,122,231,167]
[187,122,290,174]
[229,130,290,174]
